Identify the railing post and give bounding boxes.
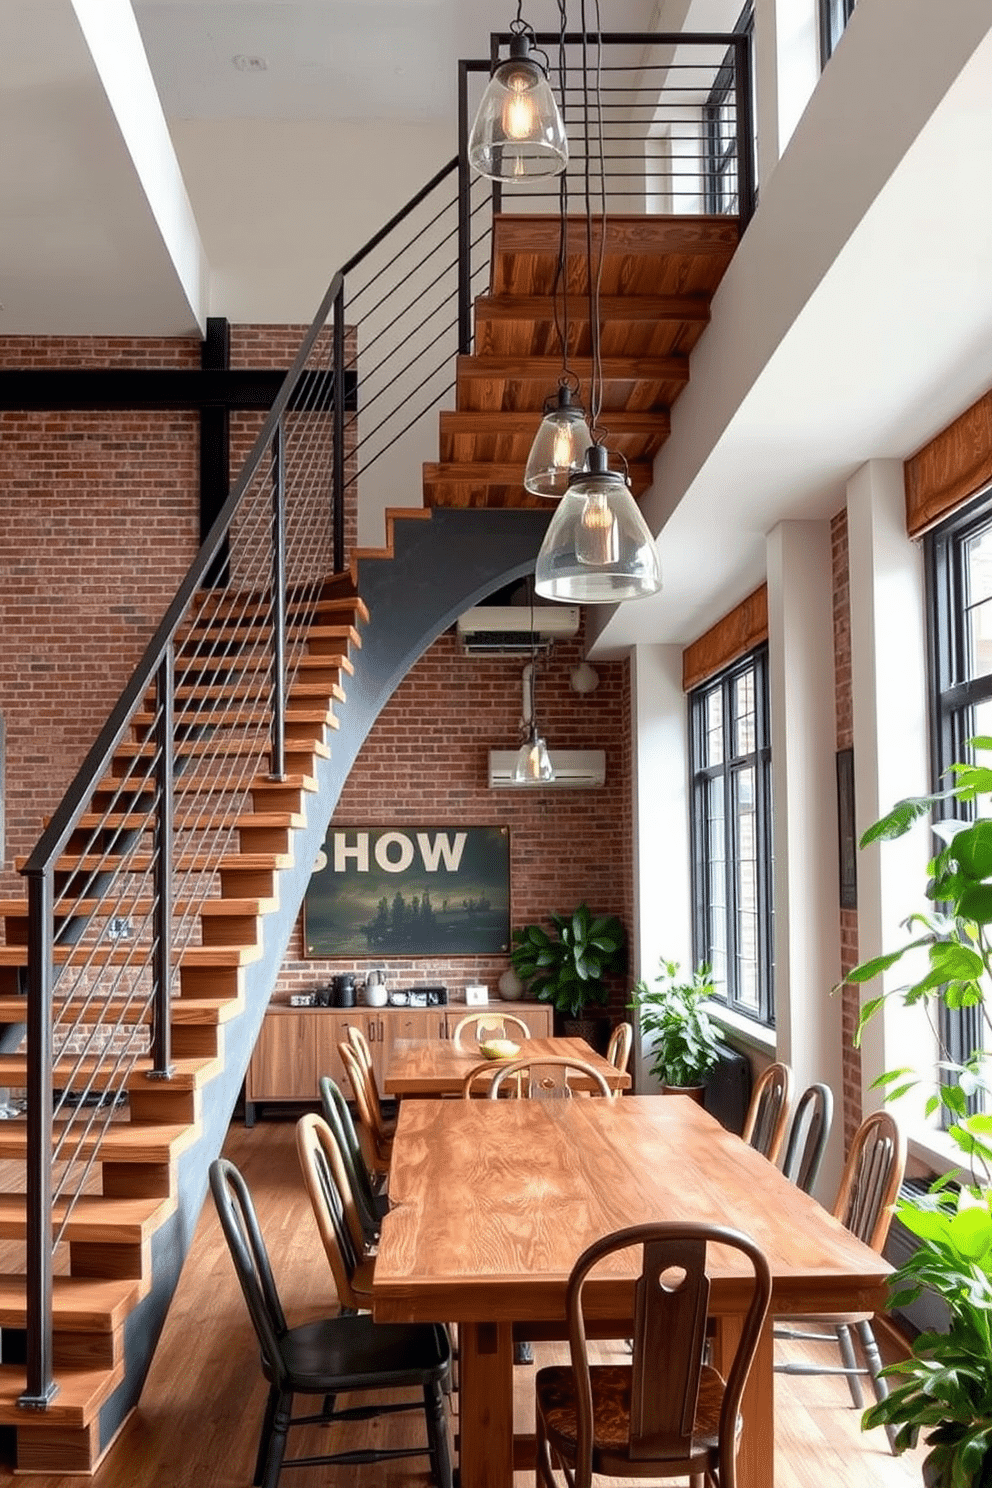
[270,420,287,783]
[734,33,756,229]
[20,867,56,1408]
[457,60,473,355]
[332,286,346,574]
[149,646,174,1079]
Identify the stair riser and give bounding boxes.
[69,1240,150,1283]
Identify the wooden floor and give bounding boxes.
[0,1115,929,1487]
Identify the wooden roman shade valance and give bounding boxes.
[682,585,768,692]
[905,385,992,538]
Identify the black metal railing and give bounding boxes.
[16,26,755,1409]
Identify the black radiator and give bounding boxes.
[702,1043,752,1136]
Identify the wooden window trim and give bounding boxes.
[682,585,768,693]
[905,386,992,539]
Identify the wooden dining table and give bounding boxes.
[372,1093,892,1488]
[383,1034,631,1097]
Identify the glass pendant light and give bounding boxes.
[534,444,662,603]
[468,30,568,182]
[514,721,554,782]
[524,384,594,497]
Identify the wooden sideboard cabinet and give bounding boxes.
[244,1002,552,1124]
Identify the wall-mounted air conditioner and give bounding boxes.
[457,605,579,654]
[488,749,606,789]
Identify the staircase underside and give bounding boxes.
[424,212,739,510]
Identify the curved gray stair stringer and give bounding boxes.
[90,507,551,1462]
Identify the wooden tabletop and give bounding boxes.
[373,1094,891,1488]
[383,1034,631,1096]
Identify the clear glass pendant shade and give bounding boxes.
[534,445,663,603]
[468,37,568,182]
[513,726,555,782]
[523,387,593,497]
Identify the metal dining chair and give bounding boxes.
[774,1109,906,1453]
[780,1082,833,1196]
[209,1156,453,1488]
[741,1060,793,1163]
[450,1010,532,1049]
[535,1221,772,1488]
[319,1075,389,1243]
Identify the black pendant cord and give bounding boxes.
[579,0,607,444]
[550,0,579,397]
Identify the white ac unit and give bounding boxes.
[488,749,606,789]
[457,605,579,654]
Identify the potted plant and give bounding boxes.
[844,744,992,1484]
[630,957,724,1100]
[510,904,626,1046]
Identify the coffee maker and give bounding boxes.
[331,973,356,1008]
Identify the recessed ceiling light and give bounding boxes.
[232,54,268,72]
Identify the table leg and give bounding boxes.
[458,1320,515,1488]
[712,1314,774,1488]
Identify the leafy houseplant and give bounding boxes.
[510,905,626,1023]
[630,958,724,1092]
[845,746,992,1485]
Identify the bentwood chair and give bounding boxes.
[319,1075,389,1244]
[741,1060,793,1163]
[346,1023,374,1071]
[535,1222,772,1488]
[296,1113,376,1309]
[774,1109,906,1453]
[780,1082,834,1196]
[450,1010,531,1049]
[339,1041,395,1174]
[209,1157,453,1488]
[485,1054,614,1099]
[605,1021,633,1076]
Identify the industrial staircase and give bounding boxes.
[0,28,753,1475]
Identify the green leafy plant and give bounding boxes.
[509,904,626,1020]
[630,957,723,1088]
[844,742,992,1483]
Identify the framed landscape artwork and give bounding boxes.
[304,824,511,957]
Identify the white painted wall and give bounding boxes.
[629,642,692,1091]
[847,460,933,1127]
[766,518,844,1200]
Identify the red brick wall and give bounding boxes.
[831,507,862,1153]
[0,325,354,895]
[275,623,635,1016]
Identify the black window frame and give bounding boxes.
[703,1,754,216]
[924,484,992,1115]
[820,0,856,66]
[689,644,774,1026]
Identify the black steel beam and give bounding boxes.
[0,366,357,412]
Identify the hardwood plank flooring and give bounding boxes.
[0,1117,930,1487]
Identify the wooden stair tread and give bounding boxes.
[147,680,346,704]
[456,353,688,381]
[0,996,242,1026]
[474,292,711,323]
[0,1191,176,1244]
[0,945,263,969]
[0,897,276,919]
[0,1055,221,1088]
[130,706,338,728]
[296,652,355,676]
[71,810,304,832]
[112,736,331,760]
[0,1274,140,1332]
[0,1362,124,1428]
[24,851,295,874]
[0,1121,201,1163]
[96,768,318,795]
[179,621,360,648]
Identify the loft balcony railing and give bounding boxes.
[17,29,754,1407]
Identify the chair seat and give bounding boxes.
[536,1361,731,1471]
[776,1310,873,1327]
[270,1313,451,1395]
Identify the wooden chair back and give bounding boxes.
[834,1109,905,1252]
[487,1054,614,1099]
[340,1041,392,1172]
[555,1221,771,1487]
[450,1011,532,1049]
[606,1021,633,1075]
[346,1023,374,1071]
[741,1060,793,1163]
[296,1113,367,1310]
[781,1082,833,1195]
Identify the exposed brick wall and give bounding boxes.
[831,507,862,1153]
[275,623,635,1019]
[0,324,355,898]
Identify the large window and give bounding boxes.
[690,647,774,1024]
[820,0,856,65]
[925,488,992,1108]
[703,1,754,217]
